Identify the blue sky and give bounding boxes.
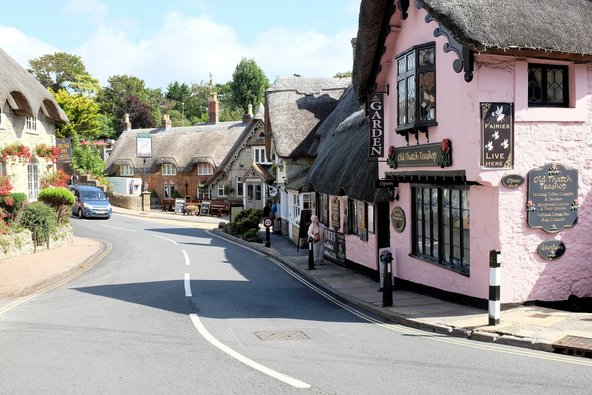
[0,0,360,89]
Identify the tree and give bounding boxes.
[230,58,269,113]
[51,89,102,141]
[28,52,100,95]
[97,75,162,135]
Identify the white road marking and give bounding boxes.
[189,314,310,389]
[103,224,136,232]
[182,250,190,266]
[184,273,192,297]
[153,235,178,245]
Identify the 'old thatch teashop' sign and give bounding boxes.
[387,140,452,169]
[527,163,578,233]
[481,102,513,169]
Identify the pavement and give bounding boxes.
[1,205,592,358]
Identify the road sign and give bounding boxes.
[263,217,273,228]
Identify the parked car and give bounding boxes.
[69,185,112,219]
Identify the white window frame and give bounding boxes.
[0,103,4,129]
[28,162,40,200]
[197,162,213,175]
[236,179,244,197]
[163,184,177,198]
[162,163,176,176]
[253,146,271,164]
[217,183,226,197]
[120,164,134,176]
[197,186,211,199]
[25,117,37,133]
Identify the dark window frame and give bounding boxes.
[527,64,569,107]
[411,185,470,276]
[396,42,437,134]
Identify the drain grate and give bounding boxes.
[552,335,592,358]
[254,330,310,341]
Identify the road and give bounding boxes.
[0,213,590,394]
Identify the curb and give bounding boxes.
[13,240,109,298]
[211,228,549,354]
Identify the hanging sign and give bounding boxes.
[136,133,152,158]
[527,163,578,233]
[56,138,72,163]
[331,197,341,230]
[481,102,514,168]
[368,93,384,160]
[387,140,452,168]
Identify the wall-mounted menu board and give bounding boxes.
[527,163,578,233]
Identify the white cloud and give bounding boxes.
[1,9,357,90]
[65,0,109,25]
[0,26,58,68]
[253,27,357,81]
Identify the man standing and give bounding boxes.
[307,215,326,266]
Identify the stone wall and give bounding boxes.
[106,192,143,211]
[0,225,73,260]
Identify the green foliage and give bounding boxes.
[97,75,163,135]
[21,202,58,247]
[150,189,159,198]
[38,187,75,224]
[230,58,270,113]
[171,189,182,199]
[28,52,100,94]
[52,89,102,141]
[242,228,261,242]
[71,145,107,184]
[226,208,262,236]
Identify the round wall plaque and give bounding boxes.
[390,207,406,233]
[501,174,524,188]
[537,240,566,260]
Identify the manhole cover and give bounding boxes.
[552,335,592,358]
[530,313,551,318]
[254,330,310,341]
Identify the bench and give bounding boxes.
[160,198,175,211]
[209,200,230,217]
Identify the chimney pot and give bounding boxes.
[124,113,132,131]
[162,114,172,130]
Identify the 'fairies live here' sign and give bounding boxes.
[481,102,513,168]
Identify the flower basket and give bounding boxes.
[34,143,60,164]
[1,143,32,165]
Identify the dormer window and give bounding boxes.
[26,116,37,132]
[162,163,176,175]
[528,64,568,107]
[197,162,213,175]
[396,43,437,135]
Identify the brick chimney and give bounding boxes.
[161,114,172,130]
[123,113,132,131]
[242,103,254,123]
[208,92,219,124]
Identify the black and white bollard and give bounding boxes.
[489,250,501,326]
[308,239,315,270]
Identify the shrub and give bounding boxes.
[38,187,75,224]
[2,192,28,225]
[226,208,262,236]
[20,201,57,247]
[242,228,262,243]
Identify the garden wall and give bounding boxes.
[0,225,73,260]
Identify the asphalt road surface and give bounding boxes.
[0,213,590,394]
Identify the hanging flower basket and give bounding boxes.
[1,143,32,165]
[0,175,13,196]
[34,143,60,164]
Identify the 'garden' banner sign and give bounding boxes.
[368,93,384,161]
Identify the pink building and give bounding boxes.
[351,0,592,305]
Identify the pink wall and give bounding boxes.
[376,3,592,303]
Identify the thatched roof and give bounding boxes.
[305,86,388,203]
[353,0,592,100]
[0,48,68,123]
[265,77,351,158]
[105,122,245,174]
